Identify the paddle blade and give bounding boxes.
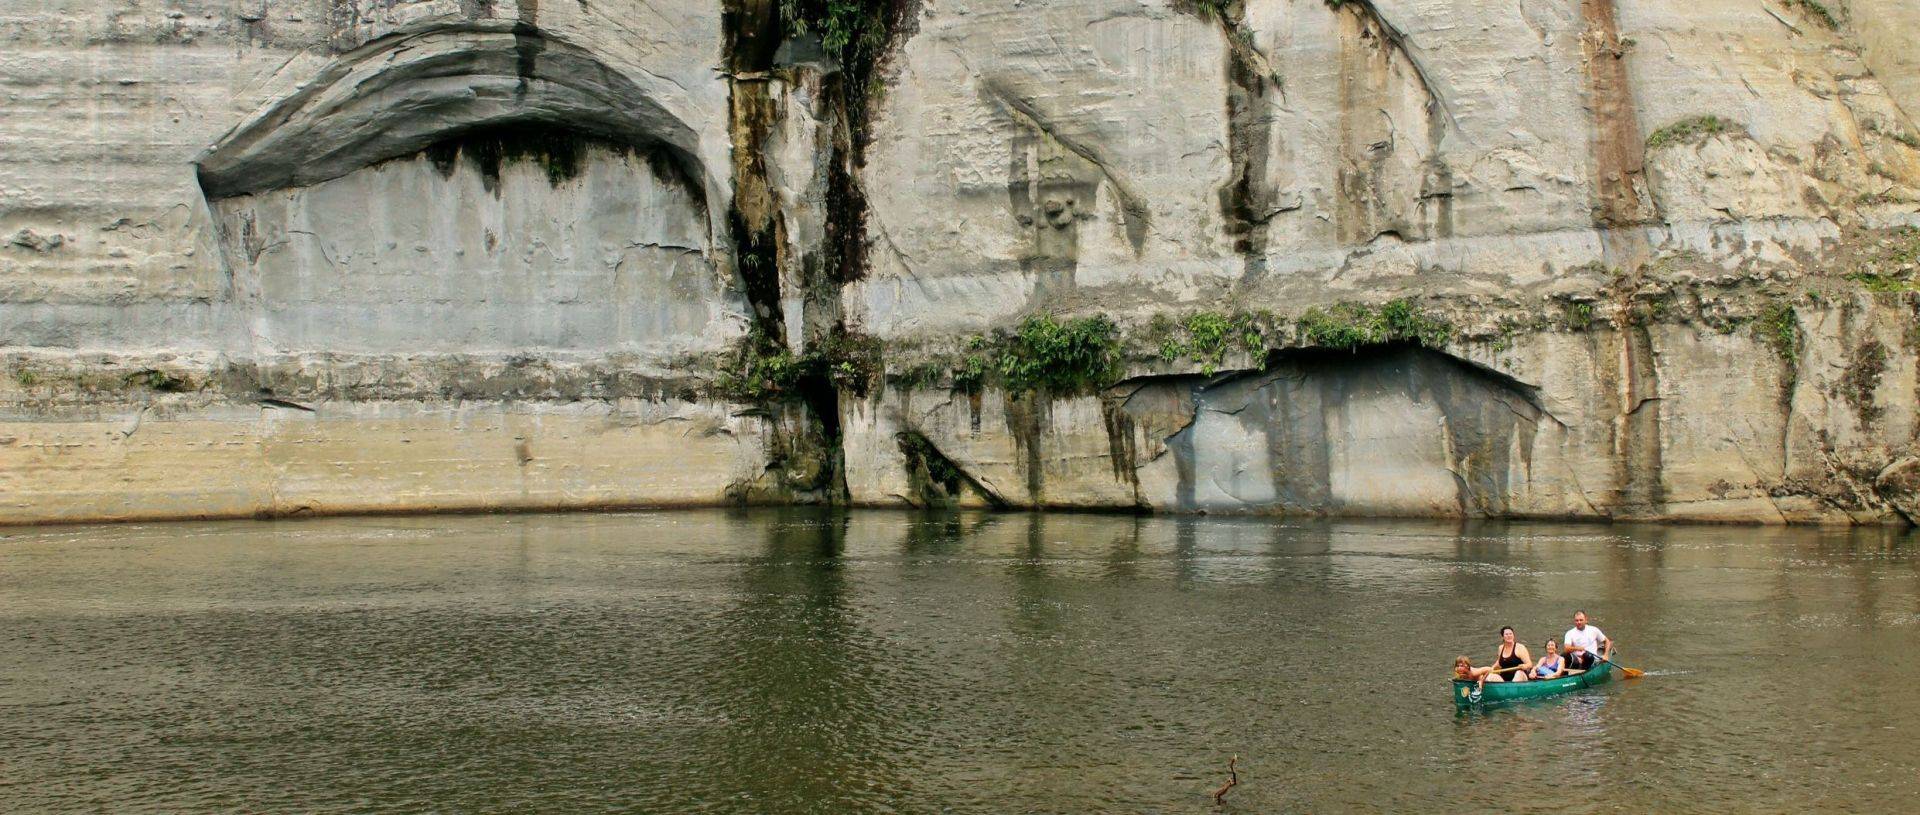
[1621,666,1645,679]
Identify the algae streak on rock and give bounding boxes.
[3,0,1920,526]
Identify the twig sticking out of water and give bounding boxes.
[1211,755,1239,805]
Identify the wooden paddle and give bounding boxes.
[1596,652,1644,678]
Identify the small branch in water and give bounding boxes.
[1211,754,1239,805]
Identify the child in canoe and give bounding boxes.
[1454,655,1506,687]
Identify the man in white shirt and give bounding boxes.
[1562,610,1611,671]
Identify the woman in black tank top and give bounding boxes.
[1495,626,1533,682]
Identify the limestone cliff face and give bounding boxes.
[2,0,1918,525]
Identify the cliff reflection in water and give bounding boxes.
[0,510,1914,812]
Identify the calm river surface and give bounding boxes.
[1,510,1915,813]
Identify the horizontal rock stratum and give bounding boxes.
[3,0,1919,526]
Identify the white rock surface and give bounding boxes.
[2,0,1918,524]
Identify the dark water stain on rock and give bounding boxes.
[1004,393,1051,505]
[412,124,706,212]
[809,0,923,293]
[719,0,923,504]
[1258,366,1338,511]
[1201,1,1281,279]
[1134,346,1545,516]
[422,124,587,192]
[1098,392,1143,506]
[1425,356,1542,515]
[720,0,789,338]
[1111,380,1201,510]
[511,22,545,92]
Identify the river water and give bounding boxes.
[0,510,1914,812]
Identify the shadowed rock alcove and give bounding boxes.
[1120,345,1551,517]
[196,24,742,357]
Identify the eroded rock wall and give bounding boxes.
[2,0,1918,525]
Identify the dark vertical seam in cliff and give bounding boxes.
[1278,369,1334,512]
[810,0,920,500]
[819,0,921,289]
[1579,0,1652,226]
[722,0,806,503]
[1618,319,1666,516]
[1173,391,1198,512]
[1423,76,1454,238]
[1425,363,1475,516]
[723,0,785,340]
[722,1,922,503]
[511,0,542,93]
[1582,0,1661,516]
[1203,1,1277,282]
[1335,9,1363,244]
[1777,305,1800,487]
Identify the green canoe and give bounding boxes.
[1451,659,1613,710]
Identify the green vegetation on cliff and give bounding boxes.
[1296,299,1452,351]
[716,328,882,404]
[937,315,1124,395]
[1840,340,1888,425]
[1646,115,1732,150]
[889,301,1456,397]
[781,0,891,54]
[987,315,1124,394]
[1847,226,1920,293]
[1152,311,1270,375]
[1757,301,1799,363]
[1562,301,1596,331]
[1788,0,1839,29]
